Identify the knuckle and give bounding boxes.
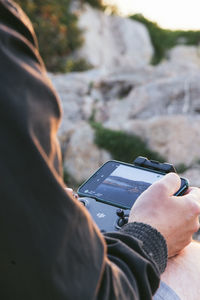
[189,187,200,201]
[193,187,200,195]
[168,172,180,182]
[155,181,168,195]
[187,200,200,216]
[193,221,200,233]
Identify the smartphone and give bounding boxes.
[78,160,189,209]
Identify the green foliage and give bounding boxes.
[65,58,93,73]
[63,168,80,189]
[91,122,165,163]
[63,168,71,185]
[15,0,83,72]
[131,14,200,64]
[83,0,103,9]
[175,163,189,174]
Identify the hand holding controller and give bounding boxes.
[129,172,200,257]
[76,158,189,235]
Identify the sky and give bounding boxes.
[102,0,200,30]
[111,165,164,183]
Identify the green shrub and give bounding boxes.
[91,122,165,163]
[63,168,81,189]
[175,163,189,174]
[83,0,104,9]
[15,0,83,72]
[65,58,93,73]
[131,14,200,64]
[63,168,72,185]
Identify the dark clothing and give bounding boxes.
[0,1,167,299]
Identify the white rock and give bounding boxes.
[49,66,200,174]
[77,5,154,70]
[110,115,200,167]
[63,122,111,182]
[181,167,200,187]
[167,45,200,68]
[47,33,200,180]
[98,72,200,126]
[49,71,105,137]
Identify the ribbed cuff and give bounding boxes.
[121,222,168,274]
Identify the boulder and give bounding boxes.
[96,72,200,125]
[77,5,154,71]
[48,15,200,181]
[167,45,200,68]
[49,71,106,138]
[104,115,200,167]
[49,63,200,173]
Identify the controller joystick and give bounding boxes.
[116,209,128,227]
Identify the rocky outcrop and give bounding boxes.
[76,5,154,71]
[167,45,200,69]
[49,5,200,186]
[109,116,200,167]
[50,66,200,185]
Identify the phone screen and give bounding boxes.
[78,161,188,209]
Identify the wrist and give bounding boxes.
[121,222,168,274]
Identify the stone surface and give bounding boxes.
[181,166,200,187]
[97,71,200,123]
[49,67,200,180]
[167,45,200,68]
[48,71,105,138]
[48,9,200,182]
[102,115,200,166]
[77,5,154,71]
[63,122,111,182]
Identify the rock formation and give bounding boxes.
[76,5,154,71]
[49,6,200,186]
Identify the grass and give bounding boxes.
[131,14,200,65]
[90,122,165,164]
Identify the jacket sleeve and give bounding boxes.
[0,1,166,299]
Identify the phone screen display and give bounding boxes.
[78,161,166,208]
[78,161,188,209]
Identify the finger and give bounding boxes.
[65,188,73,192]
[65,188,79,200]
[148,172,181,197]
[179,188,200,216]
[65,188,73,198]
[181,187,200,202]
[181,186,193,195]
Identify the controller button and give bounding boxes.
[79,199,89,207]
[116,209,124,218]
[117,218,125,227]
[124,217,128,225]
[117,217,129,227]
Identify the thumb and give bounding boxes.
[147,172,181,198]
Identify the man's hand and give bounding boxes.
[129,173,200,257]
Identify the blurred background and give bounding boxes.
[16,0,200,188]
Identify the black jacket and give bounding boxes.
[0,1,167,299]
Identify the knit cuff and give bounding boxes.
[121,222,168,274]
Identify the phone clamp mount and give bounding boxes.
[133,156,176,174]
[78,157,177,233]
